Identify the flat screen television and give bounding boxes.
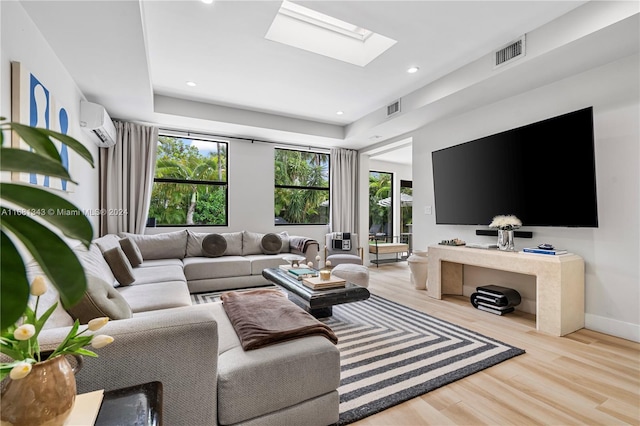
[431,107,598,227]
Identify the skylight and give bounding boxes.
[265,1,396,67]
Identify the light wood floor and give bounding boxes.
[352,263,640,426]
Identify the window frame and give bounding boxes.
[369,170,394,239]
[149,135,229,227]
[274,147,330,226]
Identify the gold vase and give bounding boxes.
[1,354,82,426]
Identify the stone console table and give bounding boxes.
[426,245,585,336]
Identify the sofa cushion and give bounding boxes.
[183,256,251,281]
[260,233,282,255]
[119,237,143,267]
[117,282,191,313]
[93,234,121,253]
[75,244,117,287]
[242,231,264,255]
[186,230,207,257]
[120,230,188,260]
[202,234,227,257]
[131,264,187,285]
[186,231,243,257]
[245,254,289,275]
[66,275,132,324]
[102,247,135,286]
[278,231,290,253]
[217,331,340,424]
[25,261,74,330]
[222,232,243,256]
[137,259,184,268]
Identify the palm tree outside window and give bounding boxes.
[274,148,329,225]
[148,135,228,226]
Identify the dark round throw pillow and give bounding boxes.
[202,234,227,257]
[260,233,283,255]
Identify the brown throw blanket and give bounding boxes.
[289,236,319,255]
[221,289,338,350]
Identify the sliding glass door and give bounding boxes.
[369,171,393,240]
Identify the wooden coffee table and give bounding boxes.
[262,267,370,318]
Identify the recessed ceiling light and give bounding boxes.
[186,81,197,87]
[336,111,344,115]
[407,66,419,74]
[201,0,214,4]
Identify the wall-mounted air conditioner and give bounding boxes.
[79,101,117,147]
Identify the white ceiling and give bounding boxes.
[19,0,637,161]
[141,1,583,125]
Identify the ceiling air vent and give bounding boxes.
[494,35,526,68]
[386,99,401,118]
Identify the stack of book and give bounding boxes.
[278,264,318,280]
[521,247,568,255]
[470,285,521,316]
[302,276,346,290]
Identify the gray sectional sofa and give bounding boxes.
[33,229,339,426]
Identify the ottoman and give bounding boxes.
[332,263,369,288]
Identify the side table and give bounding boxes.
[95,381,163,426]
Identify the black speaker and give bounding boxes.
[475,229,532,238]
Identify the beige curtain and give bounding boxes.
[99,121,158,235]
[330,148,359,233]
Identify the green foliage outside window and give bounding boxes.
[148,136,227,226]
[274,149,329,225]
[369,171,392,236]
[401,184,413,234]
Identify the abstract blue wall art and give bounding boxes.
[11,61,73,192]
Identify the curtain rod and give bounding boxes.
[158,127,330,153]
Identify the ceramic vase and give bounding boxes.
[408,251,429,290]
[497,229,515,251]
[0,354,82,426]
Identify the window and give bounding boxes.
[400,180,413,234]
[274,148,329,225]
[148,135,228,226]
[369,171,393,238]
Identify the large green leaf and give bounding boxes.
[39,128,94,167]
[0,148,75,183]
[1,183,93,247]
[0,232,30,331]
[8,123,61,162]
[1,212,86,309]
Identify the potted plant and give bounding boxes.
[1,276,114,425]
[0,118,94,331]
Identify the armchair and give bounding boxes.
[325,232,363,266]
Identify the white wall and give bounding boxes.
[1,1,100,231]
[145,140,329,249]
[410,53,639,341]
[358,159,412,265]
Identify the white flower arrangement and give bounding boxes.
[0,276,114,381]
[488,215,522,230]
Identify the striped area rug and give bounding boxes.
[329,295,525,424]
[191,290,525,425]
